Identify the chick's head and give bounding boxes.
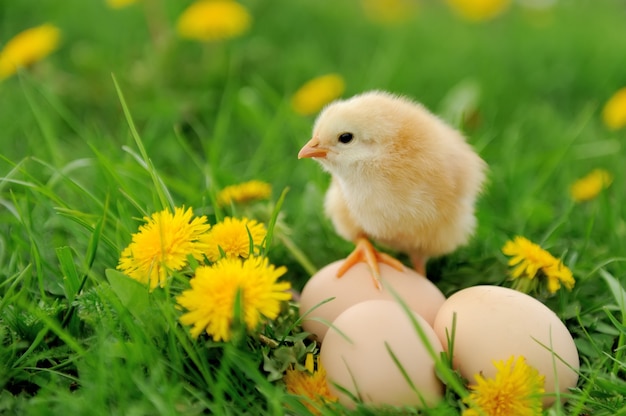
[298,91,407,174]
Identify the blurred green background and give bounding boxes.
[1,1,626,412]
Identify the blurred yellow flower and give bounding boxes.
[361,0,418,24]
[543,261,575,294]
[0,24,61,80]
[203,217,267,261]
[218,180,272,207]
[177,256,291,341]
[570,168,612,202]
[106,0,138,9]
[291,74,345,116]
[502,236,575,294]
[463,356,545,416]
[176,0,252,42]
[284,353,337,414]
[117,207,211,290]
[445,0,510,22]
[602,87,626,130]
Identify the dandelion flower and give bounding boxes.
[570,168,613,202]
[445,0,510,22]
[0,24,61,80]
[284,353,337,414]
[291,74,345,116]
[217,180,272,207]
[602,87,626,130]
[117,207,211,290]
[106,0,138,9]
[361,0,418,25]
[463,356,545,416]
[176,0,251,42]
[502,236,575,294]
[203,217,266,261]
[543,261,575,294]
[177,256,291,341]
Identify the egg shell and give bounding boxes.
[299,260,446,341]
[433,285,579,407]
[321,299,444,408]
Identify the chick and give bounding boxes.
[298,90,486,286]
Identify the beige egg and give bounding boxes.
[321,299,444,408]
[299,260,445,341]
[433,285,579,407]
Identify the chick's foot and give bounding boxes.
[336,237,404,289]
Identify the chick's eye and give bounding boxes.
[338,132,354,144]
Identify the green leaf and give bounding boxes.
[262,339,308,382]
[57,246,81,303]
[105,269,151,323]
[600,269,626,376]
[262,186,289,255]
[85,210,105,270]
[600,269,626,313]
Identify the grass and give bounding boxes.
[1,0,626,414]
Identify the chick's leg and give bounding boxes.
[409,252,427,277]
[337,236,405,289]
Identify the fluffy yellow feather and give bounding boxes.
[299,90,486,283]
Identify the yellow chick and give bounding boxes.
[298,90,486,286]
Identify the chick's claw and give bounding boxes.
[337,237,405,290]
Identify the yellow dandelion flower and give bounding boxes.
[284,353,337,414]
[217,180,272,207]
[602,87,626,130]
[464,356,545,416]
[445,0,510,22]
[502,236,575,294]
[176,0,251,42]
[291,74,345,116]
[177,256,291,341]
[117,207,211,290]
[202,217,266,262]
[569,168,613,202]
[361,0,418,25]
[502,237,554,280]
[0,24,61,80]
[544,262,575,293]
[106,0,138,9]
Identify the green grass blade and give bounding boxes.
[56,246,81,303]
[111,74,173,211]
[599,269,626,375]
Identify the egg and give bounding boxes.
[433,285,579,407]
[321,299,444,408]
[299,260,446,341]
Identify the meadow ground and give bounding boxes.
[1,0,625,414]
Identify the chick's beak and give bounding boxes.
[298,137,329,159]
